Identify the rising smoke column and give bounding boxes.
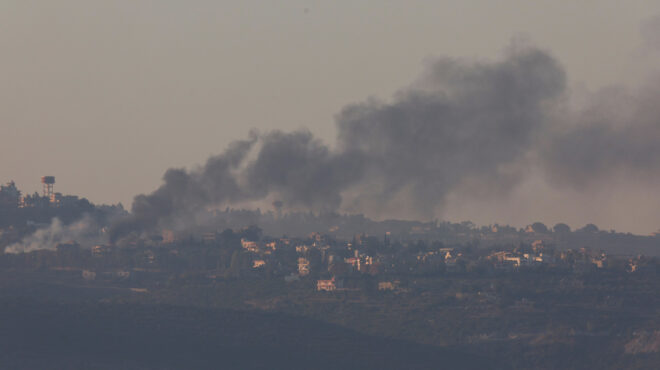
[110,135,258,241]
[6,216,104,254]
[110,44,568,241]
[110,130,365,241]
[242,130,366,210]
[541,15,660,188]
[542,80,660,188]
[335,45,566,216]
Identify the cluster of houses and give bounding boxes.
[163,231,657,290]
[233,233,630,292]
[228,233,413,292]
[487,240,549,268]
[12,227,655,291]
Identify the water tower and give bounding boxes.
[41,176,55,198]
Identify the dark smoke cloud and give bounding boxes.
[244,130,365,210]
[110,135,257,240]
[109,44,567,241]
[113,41,660,239]
[110,130,365,241]
[542,79,660,187]
[336,46,565,215]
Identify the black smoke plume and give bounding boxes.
[542,80,660,187]
[111,40,660,241]
[335,45,565,215]
[110,44,566,242]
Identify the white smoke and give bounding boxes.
[4,215,104,254]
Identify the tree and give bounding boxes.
[240,225,262,242]
[553,223,571,233]
[530,222,549,233]
[579,224,599,233]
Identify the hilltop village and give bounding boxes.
[3,222,659,291]
[3,178,660,368]
[2,177,660,293]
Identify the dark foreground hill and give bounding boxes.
[0,300,493,370]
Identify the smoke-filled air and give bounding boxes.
[106,41,660,242]
[6,216,105,254]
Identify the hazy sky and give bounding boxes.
[3,1,660,233]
